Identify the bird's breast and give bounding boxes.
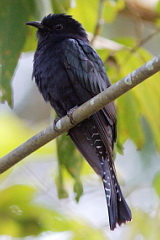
[33,45,80,116]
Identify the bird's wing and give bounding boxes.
[62,38,110,95]
[62,38,116,137]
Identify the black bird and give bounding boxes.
[26,14,132,230]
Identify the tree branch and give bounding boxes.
[0,55,160,174]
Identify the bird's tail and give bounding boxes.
[101,157,132,230]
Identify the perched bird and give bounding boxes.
[26,14,132,230]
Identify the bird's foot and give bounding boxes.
[67,105,78,125]
[53,117,61,132]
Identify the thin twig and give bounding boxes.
[123,28,160,65]
[0,55,160,174]
[130,28,160,54]
[91,0,105,45]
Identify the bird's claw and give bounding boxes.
[67,105,78,125]
[53,117,61,132]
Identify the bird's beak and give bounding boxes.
[25,21,44,29]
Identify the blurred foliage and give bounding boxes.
[1,0,160,238]
[56,134,83,202]
[0,110,55,157]
[127,209,160,240]
[103,0,125,23]
[0,0,37,106]
[0,185,107,239]
[153,172,160,197]
[51,0,71,12]
[156,0,160,14]
[68,0,99,32]
[114,48,160,150]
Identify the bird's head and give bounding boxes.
[26,13,88,43]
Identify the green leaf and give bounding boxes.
[68,0,99,33]
[113,37,136,47]
[0,185,42,236]
[108,48,160,151]
[0,0,36,106]
[56,134,83,202]
[103,0,125,23]
[153,172,160,197]
[156,0,160,14]
[73,179,83,202]
[51,0,71,13]
[117,91,145,148]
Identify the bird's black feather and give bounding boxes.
[26,13,132,230]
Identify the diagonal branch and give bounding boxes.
[0,55,160,174]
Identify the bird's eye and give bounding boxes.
[55,24,63,30]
